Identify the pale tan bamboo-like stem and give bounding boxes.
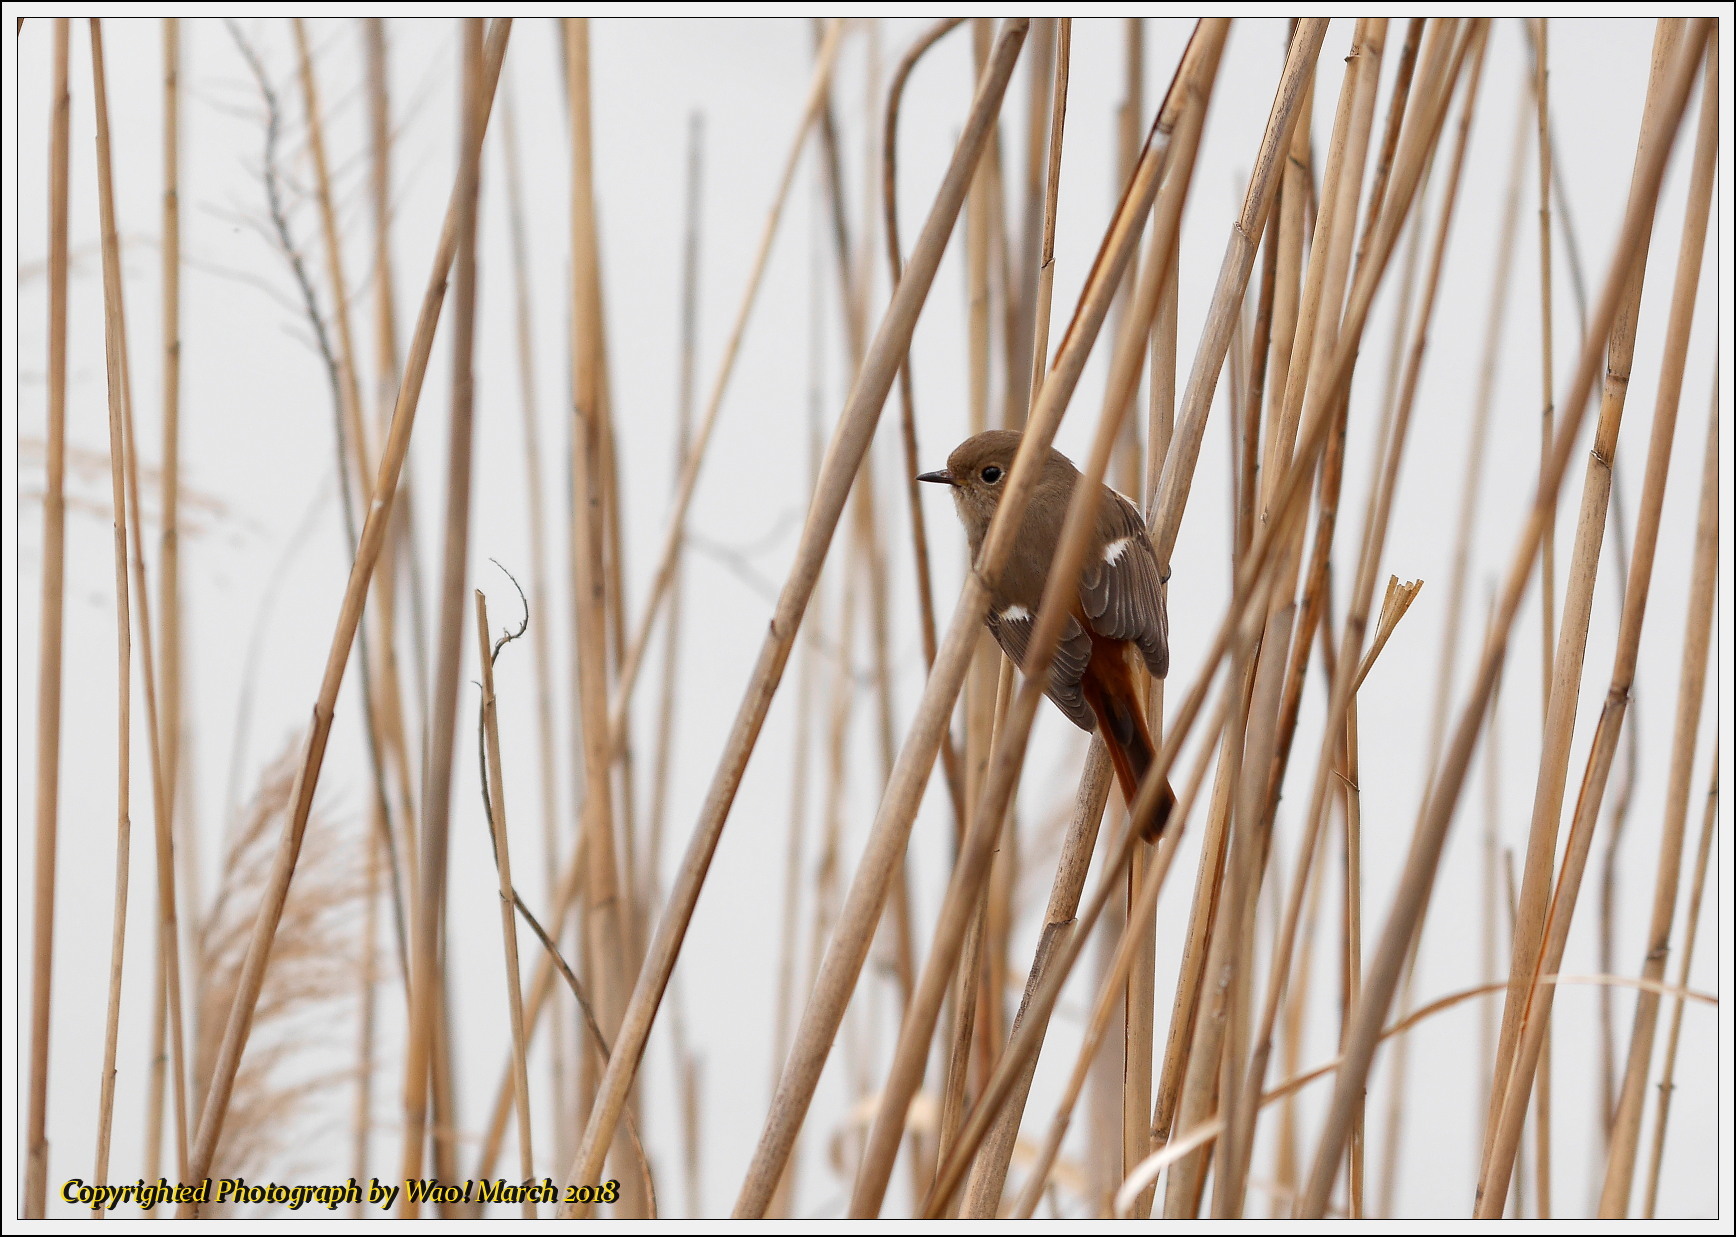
[26,19,71,1219]
[89,18,137,1205]
[552,24,1031,1212]
[602,23,844,763]
[88,19,196,1190]
[1534,18,1559,731]
[181,22,513,1211]
[475,592,537,1216]
[1296,20,1712,1216]
[1027,18,1070,415]
[498,81,570,1151]
[1597,226,1719,1230]
[293,18,372,482]
[364,18,421,920]
[852,28,1230,1218]
[1229,28,1481,1220]
[559,20,641,1218]
[1481,19,1684,1205]
[144,17,182,1188]
[1485,163,1715,1213]
[400,21,486,1212]
[1641,753,1718,1218]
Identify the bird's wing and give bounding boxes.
[987,602,1096,732]
[1079,490,1169,679]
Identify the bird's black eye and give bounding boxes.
[981,465,1003,484]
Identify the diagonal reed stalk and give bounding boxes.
[179,21,513,1210]
[557,22,1034,1211]
[1296,18,1711,1217]
[25,17,70,1221]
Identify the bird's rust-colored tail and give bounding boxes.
[1080,632,1175,841]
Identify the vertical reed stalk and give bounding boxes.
[89,18,138,1203]
[1640,750,1718,1218]
[401,19,486,1210]
[182,21,512,1210]
[1597,135,1719,1211]
[475,591,537,1216]
[557,23,1032,1210]
[1481,21,1683,1209]
[1296,20,1711,1216]
[26,18,71,1219]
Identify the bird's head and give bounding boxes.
[918,429,1073,549]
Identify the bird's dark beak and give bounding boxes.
[916,469,956,486]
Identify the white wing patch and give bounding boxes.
[998,603,1032,622]
[1102,537,1132,566]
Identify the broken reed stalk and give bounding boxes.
[399,21,486,1211]
[844,24,1230,1218]
[557,21,1033,1210]
[474,591,536,1217]
[179,21,513,1211]
[603,21,844,763]
[1598,242,1719,1225]
[1641,748,1719,1218]
[1295,18,1711,1217]
[88,17,195,1191]
[26,17,70,1219]
[1479,19,1683,1212]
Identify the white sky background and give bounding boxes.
[9,14,1730,1221]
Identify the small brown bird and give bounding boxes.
[920,430,1176,839]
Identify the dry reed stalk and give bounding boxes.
[1479,20,1684,1210]
[560,24,646,1217]
[1641,749,1718,1217]
[89,18,196,1189]
[850,27,1230,1217]
[90,16,138,1204]
[1296,19,1712,1217]
[474,592,537,1216]
[602,22,844,763]
[1484,42,1716,1217]
[180,20,513,1211]
[25,18,70,1219]
[498,84,571,1154]
[1228,27,1483,1218]
[144,17,182,1189]
[398,22,486,1212]
[1487,376,1713,1216]
[1534,18,1559,730]
[557,22,1032,1211]
[1597,255,1719,1226]
[1209,22,1393,1217]
[363,18,421,923]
